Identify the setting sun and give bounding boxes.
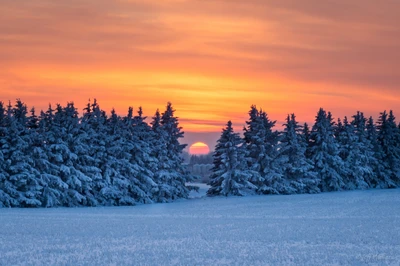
[189,142,210,155]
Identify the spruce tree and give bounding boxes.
[159,102,194,200]
[47,103,92,206]
[309,108,345,191]
[207,121,256,196]
[0,101,16,207]
[347,112,376,189]
[150,109,172,202]
[126,106,157,204]
[79,99,106,206]
[6,100,42,207]
[366,116,393,188]
[376,111,400,187]
[278,114,319,194]
[243,105,281,194]
[243,105,268,188]
[100,108,133,205]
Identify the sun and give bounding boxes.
[189,142,210,155]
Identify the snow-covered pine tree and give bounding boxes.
[104,106,140,206]
[130,107,158,203]
[207,121,256,196]
[31,108,66,207]
[99,108,134,205]
[303,122,312,160]
[0,101,17,207]
[118,106,156,204]
[347,111,377,189]
[78,99,107,206]
[46,103,92,206]
[158,102,194,200]
[278,114,319,194]
[242,105,281,194]
[243,105,267,189]
[336,114,374,189]
[334,117,352,187]
[309,108,345,192]
[366,116,393,188]
[376,110,400,187]
[5,100,42,207]
[257,111,284,194]
[150,109,172,202]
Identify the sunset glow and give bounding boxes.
[189,142,210,155]
[1,0,399,134]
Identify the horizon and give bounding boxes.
[2,98,396,153]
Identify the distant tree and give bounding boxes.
[189,153,213,165]
[207,121,256,196]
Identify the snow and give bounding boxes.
[1,186,400,265]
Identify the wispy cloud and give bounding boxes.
[0,0,399,131]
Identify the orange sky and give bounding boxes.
[1,0,399,137]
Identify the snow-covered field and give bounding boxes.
[1,186,400,265]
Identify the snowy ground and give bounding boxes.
[1,186,400,265]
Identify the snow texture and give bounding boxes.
[1,186,399,265]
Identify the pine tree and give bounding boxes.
[243,105,268,188]
[335,117,352,187]
[366,116,392,188]
[125,106,157,204]
[33,109,65,207]
[108,106,142,205]
[79,99,106,206]
[376,110,400,187]
[303,122,311,160]
[157,103,194,201]
[46,103,92,206]
[207,121,256,196]
[0,101,17,207]
[243,105,281,194]
[99,108,133,205]
[150,109,172,202]
[347,112,376,189]
[309,108,345,191]
[336,114,375,189]
[5,100,42,207]
[278,114,319,194]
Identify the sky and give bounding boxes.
[1,0,399,149]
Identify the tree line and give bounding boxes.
[0,99,195,207]
[208,106,400,196]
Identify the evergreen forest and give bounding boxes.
[1,100,399,207]
[208,106,400,196]
[0,99,194,207]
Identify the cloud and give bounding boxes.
[0,0,399,131]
